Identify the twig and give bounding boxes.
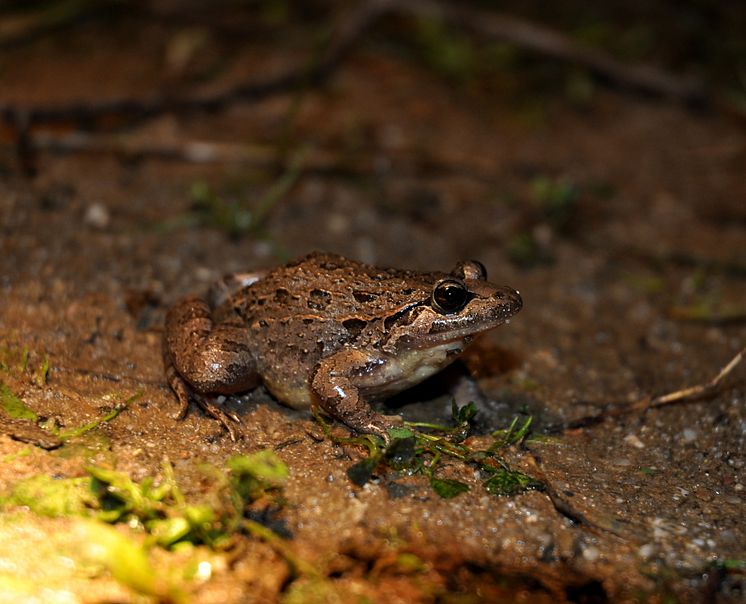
[399,0,707,106]
[547,346,745,433]
[2,0,712,137]
[26,129,501,183]
[0,0,386,132]
[30,130,280,164]
[0,0,106,49]
[648,346,744,408]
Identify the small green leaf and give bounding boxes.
[228,451,289,500]
[384,436,416,470]
[227,451,289,484]
[450,400,477,424]
[4,474,94,516]
[74,521,169,599]
[347,456,380,486]
[59,391,141,440]
[483,469,544,496]
[430,477,469,499]
[491,416,533,449]
[34,355,50,387]
[387,426,415,440]
[0,381,37,420]
[147,516,191,547]
[87,465,164,522]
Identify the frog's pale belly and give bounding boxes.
[261,340,466,410]
[262,375,315,410]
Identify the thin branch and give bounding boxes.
[400,0,707,106]
[1,0,712,137]
[0,0,107,49]
[26,129,501,183]
[0,0,387,131]
[648,346,744,408]
[546,347,745,433]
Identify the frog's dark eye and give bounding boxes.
[453,260,487,281]
[432,279,469,314]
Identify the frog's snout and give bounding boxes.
[493,286,523,316]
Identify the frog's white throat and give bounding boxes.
[359,339,467,399]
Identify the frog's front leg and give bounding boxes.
[163,296,258,439]
[311,350,402,442]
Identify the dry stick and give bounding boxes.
[648,346,745,408]
[0,0,387,131]
[549,346,746,433]
[27,129,500,184]
[0,0,98,49]
[400,0,707,106]
[1,0,709,135]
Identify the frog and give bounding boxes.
[163,252,522,441]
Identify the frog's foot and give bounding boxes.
[191,393,242,442]
[362,413,404,445]
[165,360,241,441]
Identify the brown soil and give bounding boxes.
[1,3,744,602]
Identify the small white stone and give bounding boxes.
[582,545,600,562]
[682,428,697,443]
[624,434,645,449]
[84,202,110,228]
[638,544,655,559]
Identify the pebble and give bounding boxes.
[84,202,110,229]
[638,544,655,559]
[624,434,645,449]
[582,545,600,562]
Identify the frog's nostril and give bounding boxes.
[494,287,522,312]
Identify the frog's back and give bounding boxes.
[231,253,444,409]
[237,252,440,321]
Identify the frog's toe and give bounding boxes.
[165,364,193,420]
[364,413,404,444]
[191,394,243,441]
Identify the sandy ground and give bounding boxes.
[0,5,744,602]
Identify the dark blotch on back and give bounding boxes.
[383,306,420,331]
[352,290,379,304]
[308,289,332,310]
[342,317,367,337]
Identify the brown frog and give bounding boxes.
[163,252,522,440]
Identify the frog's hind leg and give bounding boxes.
[163,344,242,441]
[163,295,259,440]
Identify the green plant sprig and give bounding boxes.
[314,401,544,498]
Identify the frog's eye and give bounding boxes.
[432,279,469,314]
[453,260,487,281]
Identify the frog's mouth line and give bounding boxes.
[411,323,508,348]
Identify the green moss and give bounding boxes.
[2,474,95,516]
[317,403,543,499]
[0,381,37,421]
[2,452,290,550]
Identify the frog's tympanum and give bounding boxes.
[163,252,522,440]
